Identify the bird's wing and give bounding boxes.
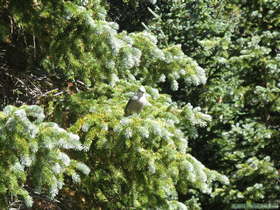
[124,98,134,116]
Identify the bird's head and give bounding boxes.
[137,86,146,97]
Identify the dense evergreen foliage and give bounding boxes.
[0,0,279,209]
[148,0,280,209]
[0,105,89,208]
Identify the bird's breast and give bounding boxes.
[138,96,148,105]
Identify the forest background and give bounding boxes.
[0,0,279,209]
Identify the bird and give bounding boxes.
[124,86,148,116]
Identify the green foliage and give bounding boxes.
[0,105,89,208]
[41,81,228,209]
[1,0,234,209]
[148,0,280,208]
[48,81,228,209]
[2,0,205,89]
[148,0,233,54]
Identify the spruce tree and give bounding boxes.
[0,0,230,209]
[0,105,89,208]
[148,0,280,209]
